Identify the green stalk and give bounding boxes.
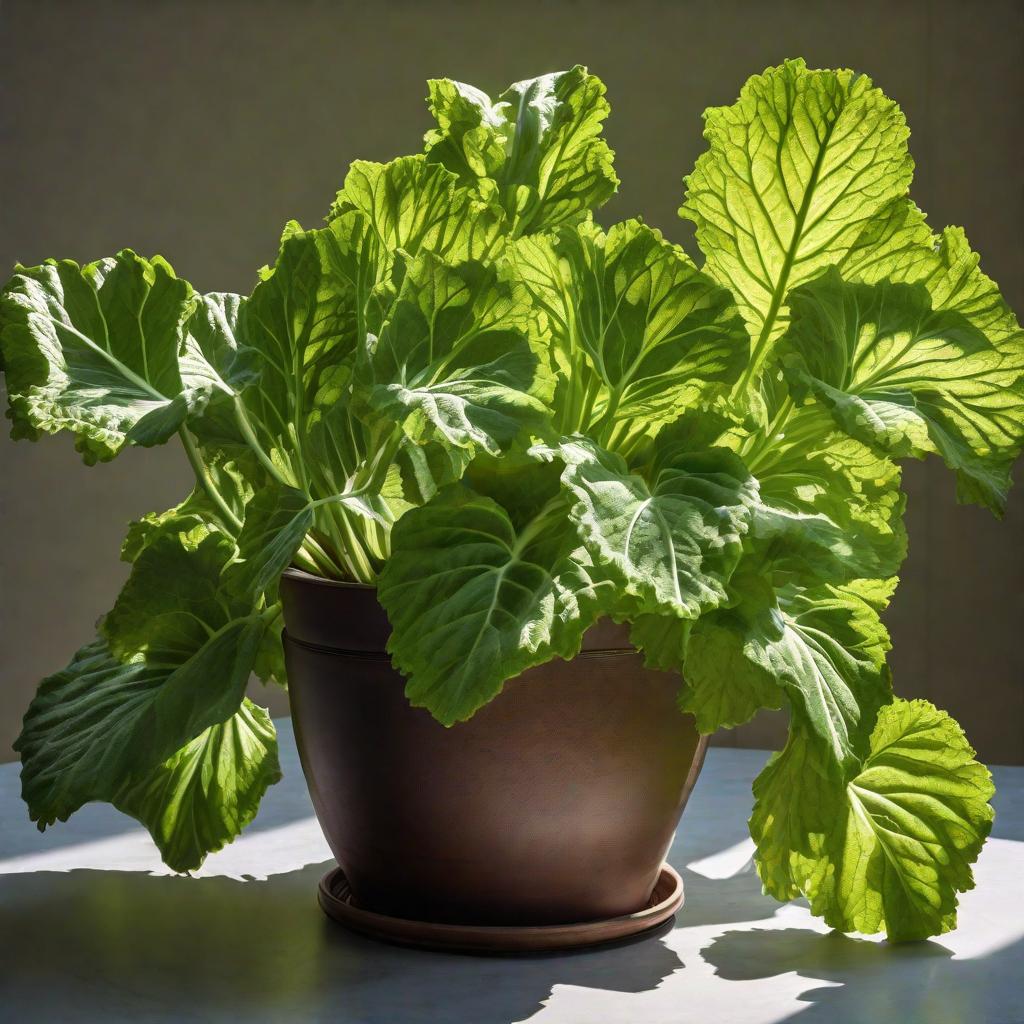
[233,397,294,488]
[177,428,243,533]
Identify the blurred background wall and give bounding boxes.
[1,0,1021,763]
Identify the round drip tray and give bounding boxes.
[317,863,683,954]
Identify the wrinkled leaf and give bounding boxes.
[0,251,201,460]
[425,66,618,235]
[558,437,755,619]
[510,220,748,442]
[750,700,994,941]
[378,486,611,724]
[114,699,281,873]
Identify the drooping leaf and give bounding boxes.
[15,640,167,828]
[781,264,1024,514]
[15,608,267,829]
[627,613,692,674]
[509,220,748,443]
[353,252,547,455]
[113,699,281,873]
[676,572,786,731]
[680,59,914,398]
[750,700,994,941]
[683,575,892,758]
[558,437,755,619]
[0,250,202,461]
[425,66,618,235]
[26,513,275,838]
[378,486,612,725]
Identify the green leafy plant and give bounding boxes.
[2,60,1019,941]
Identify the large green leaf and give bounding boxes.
[330,155,504,265]
[233,221,360,490]
[353,252,547,456]
[682,576,892,758]
[16,507,279,838]
[14,636,279,871]
[750,699,994,941]
[509,220,748,444]
[113,699,281,873]
[180,292,261,445]
[680,59,914,399]
[735,403,908,582]
[557,437,755,619]
[378,486,611,725]
[15,605,267,822]
[782,262,1024,514]
[15,640,167,828]
[0,250,204,461]
[424,66,618,235]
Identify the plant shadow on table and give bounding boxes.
[683,766,1024,1024]
[0,862,683,1024]
[699,917,1023,1024]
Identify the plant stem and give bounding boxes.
[177,427,244,533]
[232,397,293,488]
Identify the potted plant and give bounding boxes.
[3,59,1019,949]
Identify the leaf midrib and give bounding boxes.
[736,104,844,394]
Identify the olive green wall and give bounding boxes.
[1,0,1022,763]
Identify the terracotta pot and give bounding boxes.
[280,568,707,929]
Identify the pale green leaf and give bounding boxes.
[327,154,505,265]
[509,220,748,443]
[782,264,1024,514]
[558,437,755,618]
[425,66,618,235]
[751,699,995,941]
[680,59,914,398]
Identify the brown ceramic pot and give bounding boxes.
[280,568,707,928]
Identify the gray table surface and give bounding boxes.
[1,719,1021,1024]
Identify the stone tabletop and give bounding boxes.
[1,720,1021,1024]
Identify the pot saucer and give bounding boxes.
[317,863,683,954]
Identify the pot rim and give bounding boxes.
[282,566,375,591]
